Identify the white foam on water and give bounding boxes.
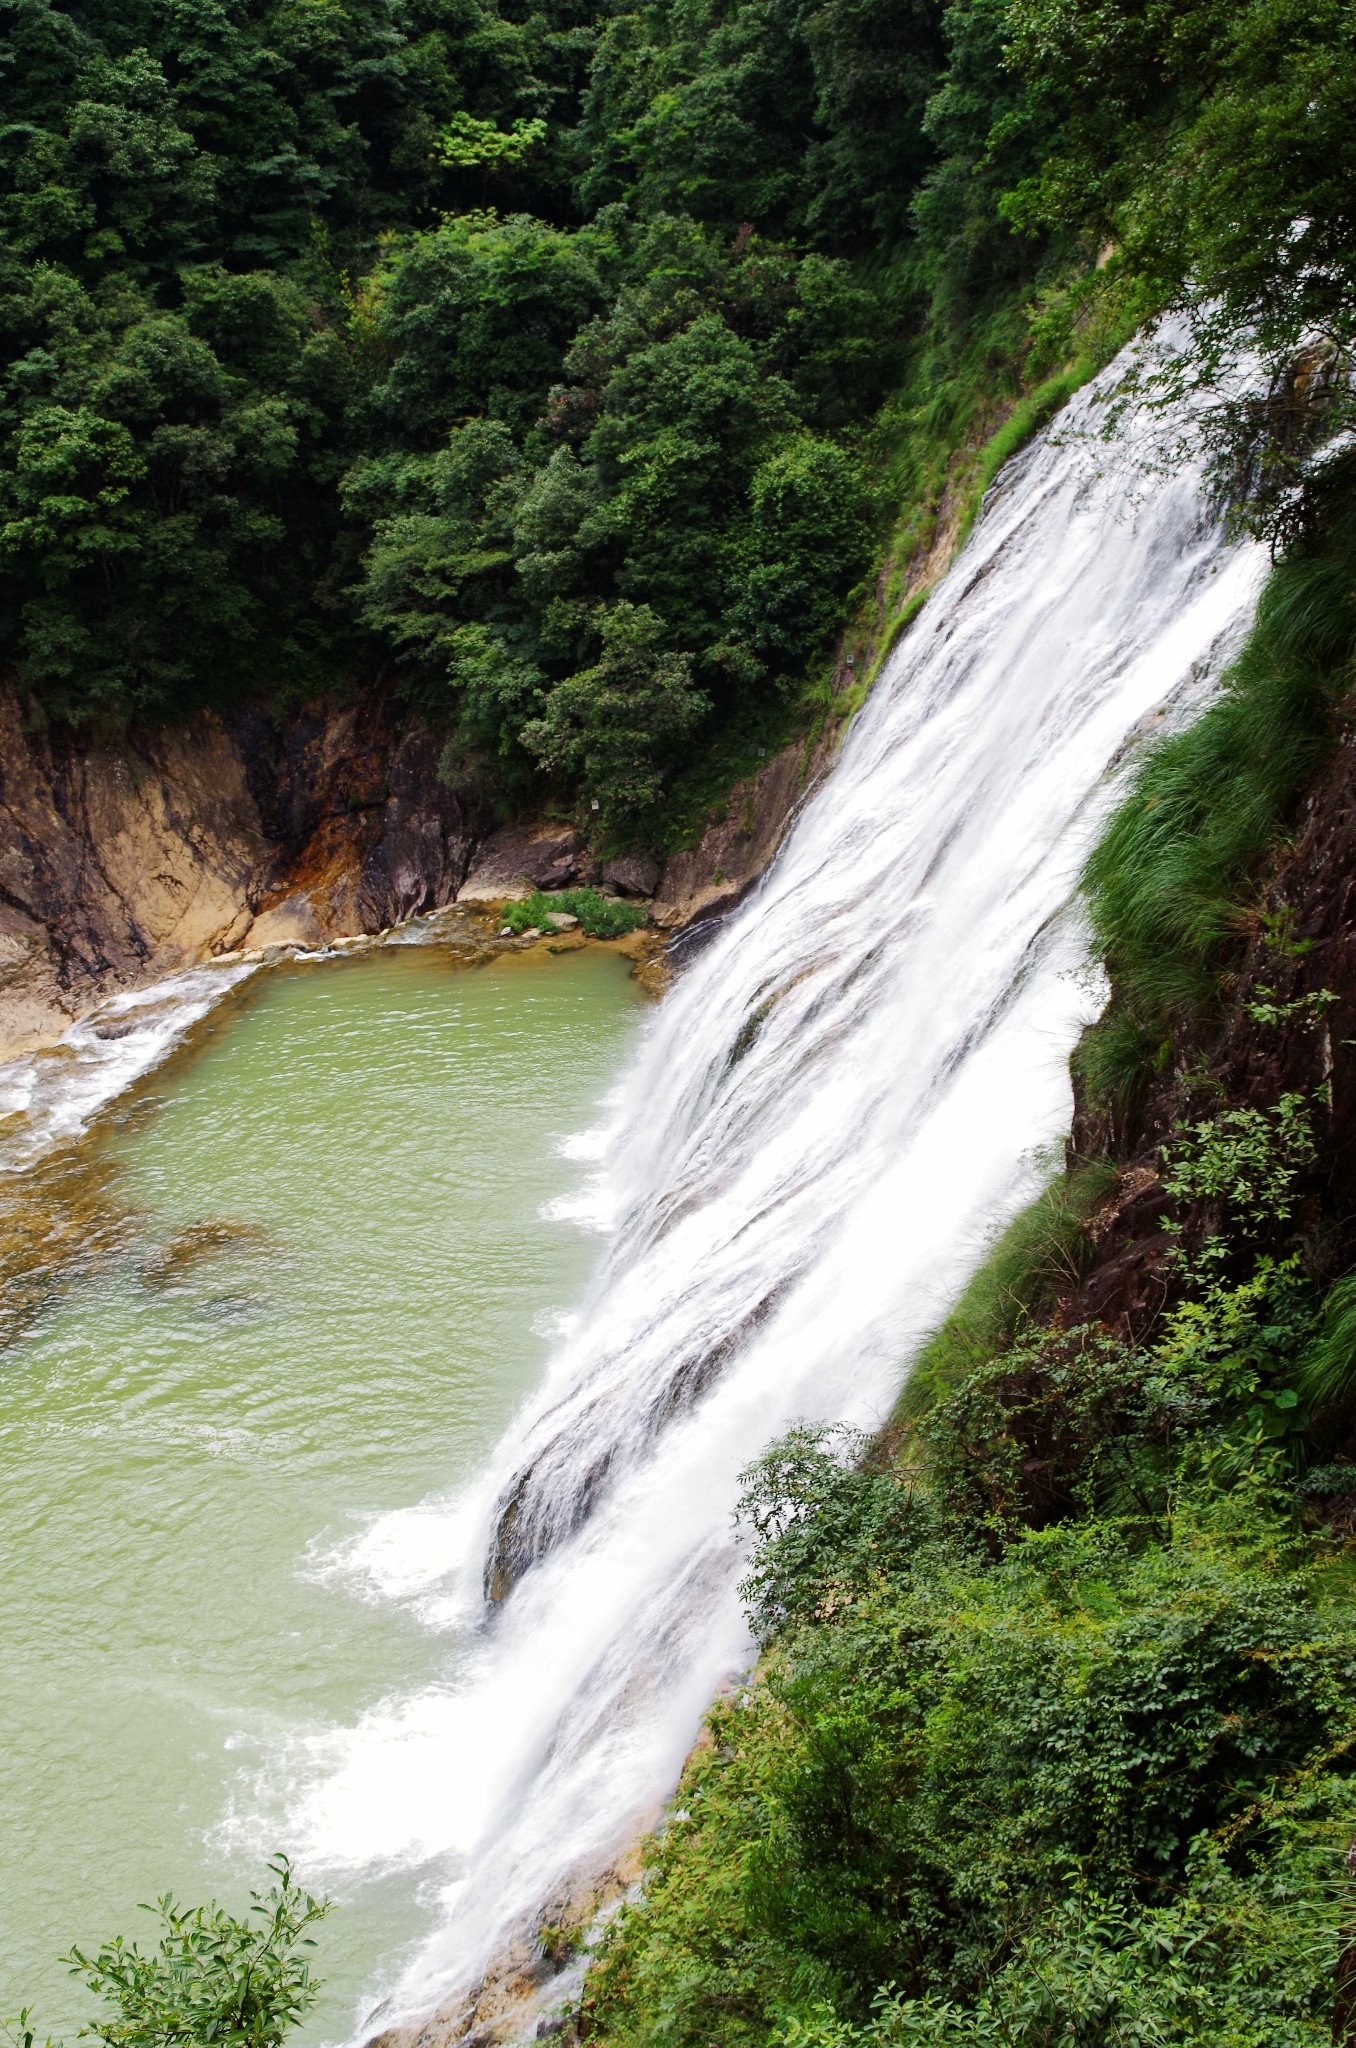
[0,962,260,1175]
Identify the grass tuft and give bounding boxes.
[898,1159,1119,1419]
[1079,509,1356,1108]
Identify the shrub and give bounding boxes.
[580,1487,1354,2046]
[7,1860,328,2048]
[736,1427,934,1644]
[501,887,649,939]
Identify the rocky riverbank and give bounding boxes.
[0,686,838,1059]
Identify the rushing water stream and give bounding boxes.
[1,341,1272,2048]
[0,944,644,2042]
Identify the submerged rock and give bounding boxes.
[139,1218,271,1288]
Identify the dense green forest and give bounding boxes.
[4,0,1351,843]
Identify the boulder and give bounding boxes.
[241,891,324,950]
[543,911,579,931]
[457,823,586,903]
[599,852,660,898]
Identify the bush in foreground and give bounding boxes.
[6,1860,328,2048]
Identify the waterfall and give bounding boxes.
[282,341,1268,2032]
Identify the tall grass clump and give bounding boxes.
[1299,1272,1356,1417]
[898,1160,1118,1417]
[1083,512,1356,1054]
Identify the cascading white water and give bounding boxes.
[0,963,260,1174]
[271,340,1270,2033]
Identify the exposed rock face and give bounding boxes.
[0,677,849,1057]
[650,726,838,930]
[0,692,271,1053]
[0,688,475,1057]
[457,822,588,902]
[363,1839,647,2048]
[230,696,476,935]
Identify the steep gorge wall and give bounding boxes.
[1064,726,1356,1344]
[0,687,475,1055]
[0,685,834,1058]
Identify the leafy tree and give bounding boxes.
[521,600,708,834]
[1002,0,1356,536]
[364,213,612,444]
[732,434,872,666]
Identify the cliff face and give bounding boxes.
[0,686,836,1057]
[0,688,476,1056]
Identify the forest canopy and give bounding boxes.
[1,0,1352,840]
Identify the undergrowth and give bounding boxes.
[501,888,649,939]
[576,1120,1356,2047]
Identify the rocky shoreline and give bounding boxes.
[0,685,838,1059]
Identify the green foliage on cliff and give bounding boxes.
[4,0,1353,840]
[1078,497,1356,1115]
[575,1100,1356,2046]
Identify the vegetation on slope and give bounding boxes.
[1078,504,1356,1116]
[6,0,1350,847]
[572,483,1356,2044]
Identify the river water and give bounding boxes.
[0,942,644,2043]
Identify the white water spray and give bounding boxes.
[266,346,1267,2033]
[0,964,260,1174]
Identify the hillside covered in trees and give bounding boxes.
[3,0,1351,846]
[8,0,1356,2045]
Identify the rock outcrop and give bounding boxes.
[0,677,848,1056]
[456,822,589,902]
[649,725,840,932]
[0,688,475,1057]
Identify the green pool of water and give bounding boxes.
[0,941,644,2044]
